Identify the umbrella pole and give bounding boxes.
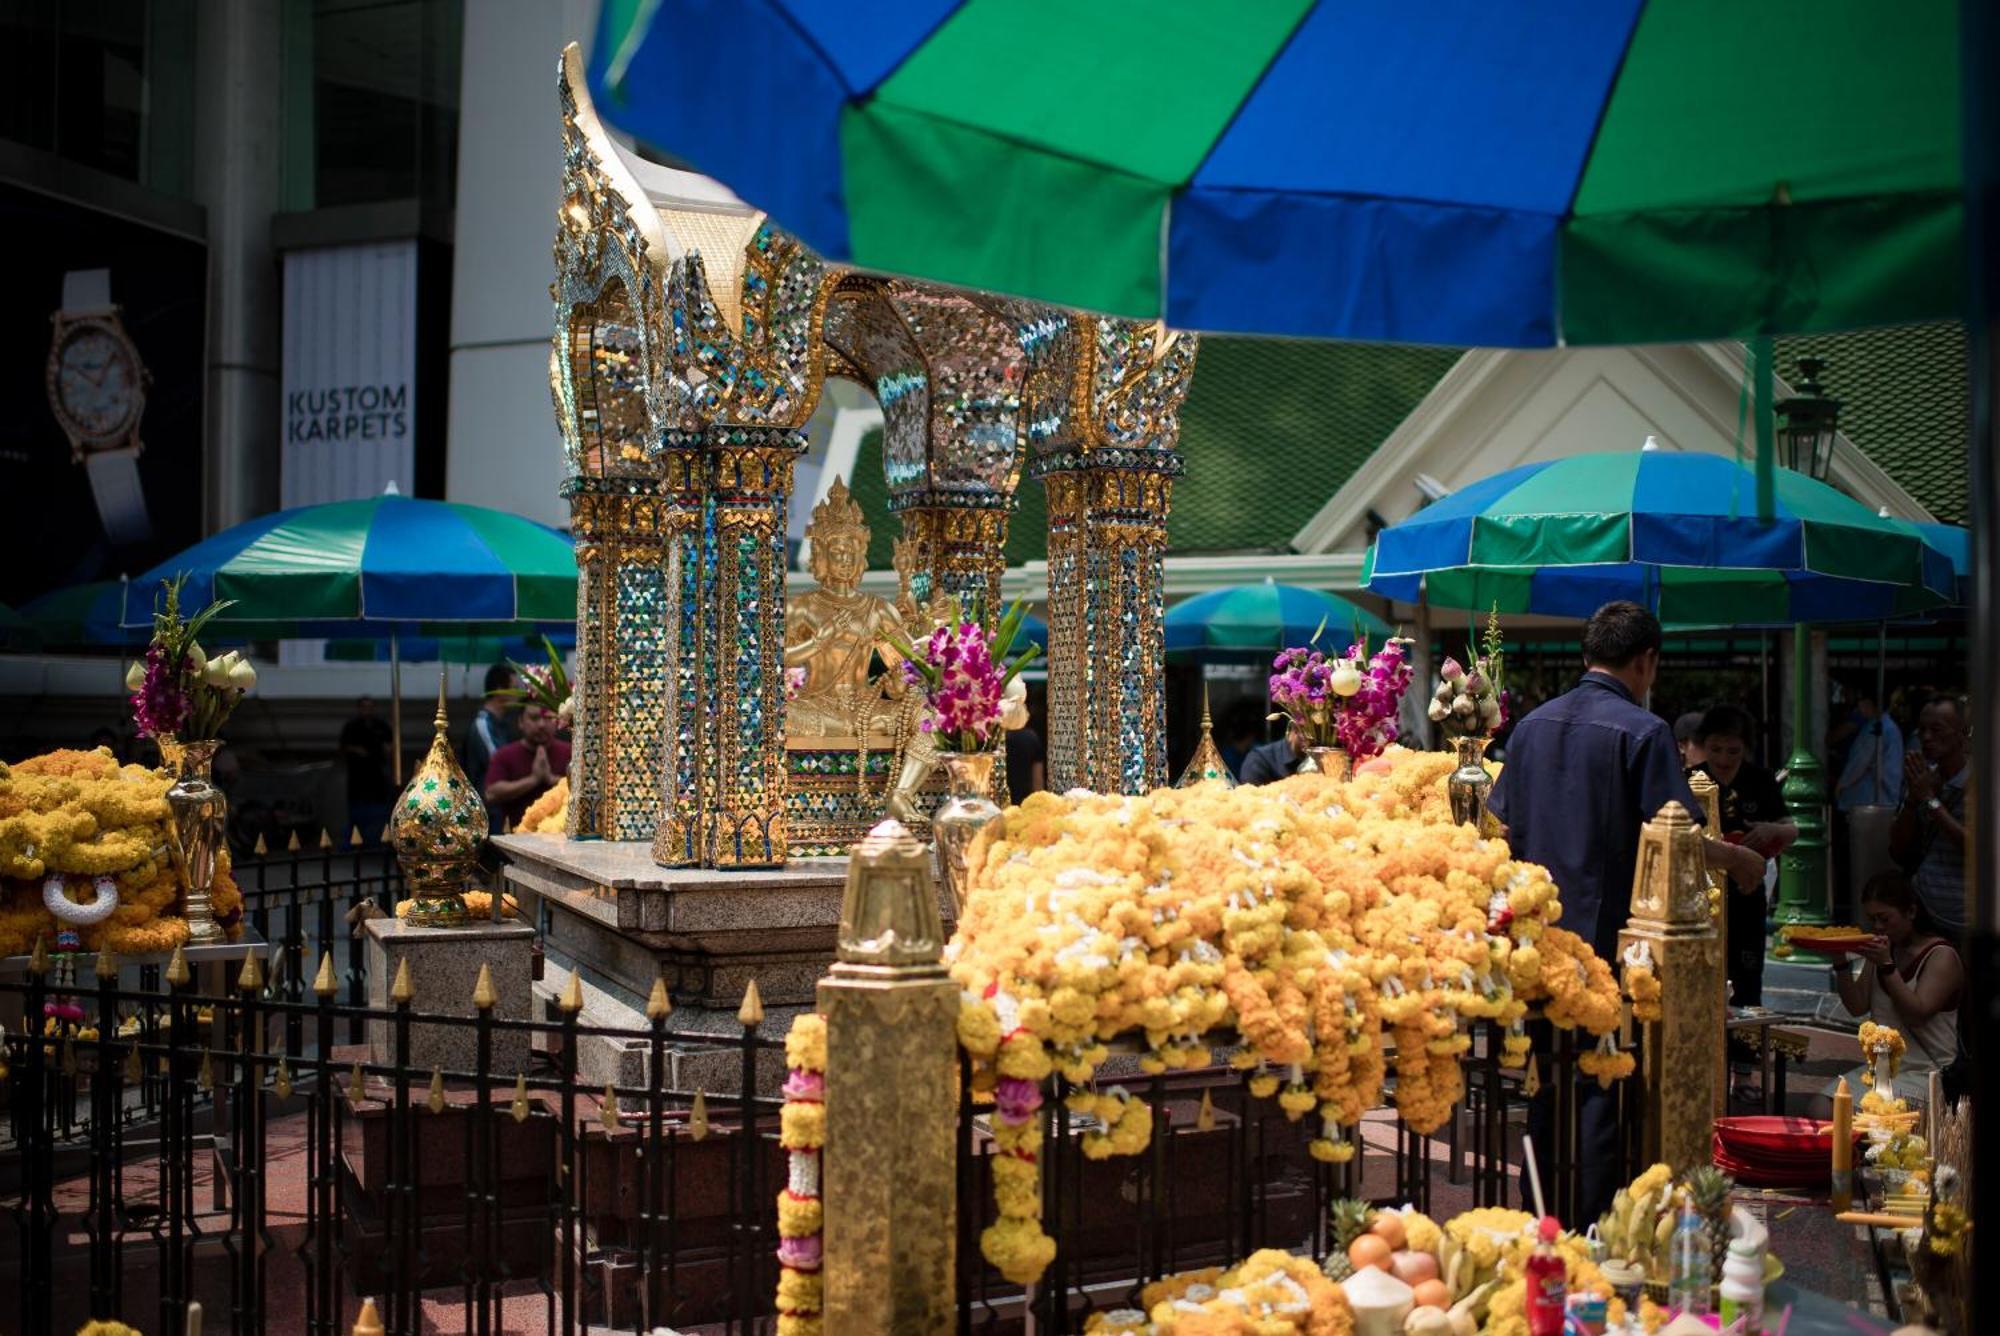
[391,632,403,785]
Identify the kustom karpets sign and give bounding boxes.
[281,240,417,506]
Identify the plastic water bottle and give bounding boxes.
[1668,1204,1711,1316]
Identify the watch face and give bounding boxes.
[51,322,142,443]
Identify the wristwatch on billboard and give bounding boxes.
[46,269,153,546]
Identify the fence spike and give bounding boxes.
[348,1062,366,1104]
[427,1068,446,1114]
[287,830,302,853]
[352,1297,384,1336]
[690,1089,709,1141]
[349,825,365,847]
[379,822,392,844]
[390,957,415,1005]
[737,979,764,1028]
[472,963,498,1010]
[95,945,118,979]
[253,833,269,856]
[124,1046,141,1083]
[319,828,335,850]
[187,1298,204,1336]
[511,1072,530,1123]
[558,969,584,1014]
[198,1050,214,1091]
[275,1056,293,1100]
[1197,1088,1215,1133]
[165,942,190,987]
[238,949,264,991]
[27,934,48,976]
[646,977,672,1022]
[601,1082,620,1132]
[1523,1055,1542,1098]
[313,951,337,996]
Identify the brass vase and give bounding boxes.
[932,750,1002,915]
[1298,744,1351,781]
[165,739,226,944]
[1447,735,1493,827]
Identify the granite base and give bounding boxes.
[364,915,534,1074]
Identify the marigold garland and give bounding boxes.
[773,1013,826,1336]
[945,747,1627,1286]
[0,748,242,958]
[518,777,569,834]
[1077,1248,1354,1334]
[1621,951,1662,1024]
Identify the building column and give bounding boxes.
[1035,450,1181,795]
[193,0,284,530]
[704,428,805,867]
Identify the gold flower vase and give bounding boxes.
[1447,735,1493,827]
[1298,744,1351,781]
[165,739,227,944]
[932,750,1002,915]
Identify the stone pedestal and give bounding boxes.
[492,834,948,1093]
[363,916,534,1075]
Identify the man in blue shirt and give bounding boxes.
[1490,602,1766,1220]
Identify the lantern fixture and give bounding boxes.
[1775,357,1842,482]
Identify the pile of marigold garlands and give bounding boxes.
[0,747,243,957]
[947,747,1627,1286]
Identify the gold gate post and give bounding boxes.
[818,820,959,1331]
[1684,768,1730,1117]
[1618,800,1725,1175]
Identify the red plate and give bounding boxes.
[1715,1115,1857,1157]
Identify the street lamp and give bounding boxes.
[1776,357,1842,481]
[1772,359,1843,943]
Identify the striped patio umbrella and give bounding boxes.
[588,0,1960,347]
[21,581,141,649]
[1166,582,1392,653]
[121,495,575,630]
[1363,451,1957,625]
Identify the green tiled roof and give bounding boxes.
[846,337,1461,568]
[1775,321,1968,523]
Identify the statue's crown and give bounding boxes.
[809,477,867,545]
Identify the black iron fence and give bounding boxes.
[4,847,1645,1336]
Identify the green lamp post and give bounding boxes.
[1772,359,1843,944]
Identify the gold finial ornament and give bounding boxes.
[349,825,365,847]
[472,964,498,1010]
[275,1056,293,1100]
[287,831,302,853]
[348,1062,366,1103]
[600,1083,620,1131]
[353,1297,384,1336]
[738,980,765,1028]
[319,828,335,850]
[836,819,944,967]
[558,970,585,1013]
[1197,1088,1216,1132]
[27,934,48,976]
[165,943,189,987]
[1174,684,1237,789]
[392,674,488,928]
[238,949,264,991]
[646,977,672,1021]
[690,1090,710,1141]
[313,952,337,996]
[254,833,269,856]
[95,946,118,979]
[427,1068,447,1114]
[511,1072,531,1123]
[390,958,415,1005]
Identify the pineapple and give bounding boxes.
[1684,1164,1736,1281]
[1321,1198,1375,1281]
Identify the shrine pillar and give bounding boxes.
[1618,800,1726,1176]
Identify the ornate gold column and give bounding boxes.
[649,437,710,864]
[705,427,806,867]
[1618,800,1726,1175]
[818,820,957,1330]
[1034,318,1196,795]
[890,495,1012,610]
[1685,767,1729,1116]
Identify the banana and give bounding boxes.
[1653,1211,1677,1254]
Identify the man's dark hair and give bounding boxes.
[1580,601,1662,669]
[1697,704,1755,745]
[483,664,515,696]
[1673,712,1705,745]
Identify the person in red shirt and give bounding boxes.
[483,702,571,830]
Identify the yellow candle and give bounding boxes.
[1831,1076,1853,1210]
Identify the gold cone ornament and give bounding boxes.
[392,677,489,928]
[1174,686,1237,788]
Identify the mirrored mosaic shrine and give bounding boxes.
[550,45,1196,865]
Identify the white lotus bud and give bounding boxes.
[1452,696,1477,720]
[124,661,146,692]
[227,659,258,689]
[202,653,235,687]
[1479,698,1502,727]
[1329,664,1362,697]
[186,643,207,672]
[1427,698,1450,723]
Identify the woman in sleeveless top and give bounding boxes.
[1827,871,1962,1100]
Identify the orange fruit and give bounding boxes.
[1412,1279,1452,1310]
[1348,1233,1394,1272]
[1369,1212,1408,1251]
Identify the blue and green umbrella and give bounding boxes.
[589,0,1959,348]
[1167,582,1392,653]
[1363,451,1956,625]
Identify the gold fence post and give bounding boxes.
[818,820,959,1332]
[1683,768,1730,1118]
[1619,800,1725,1175]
